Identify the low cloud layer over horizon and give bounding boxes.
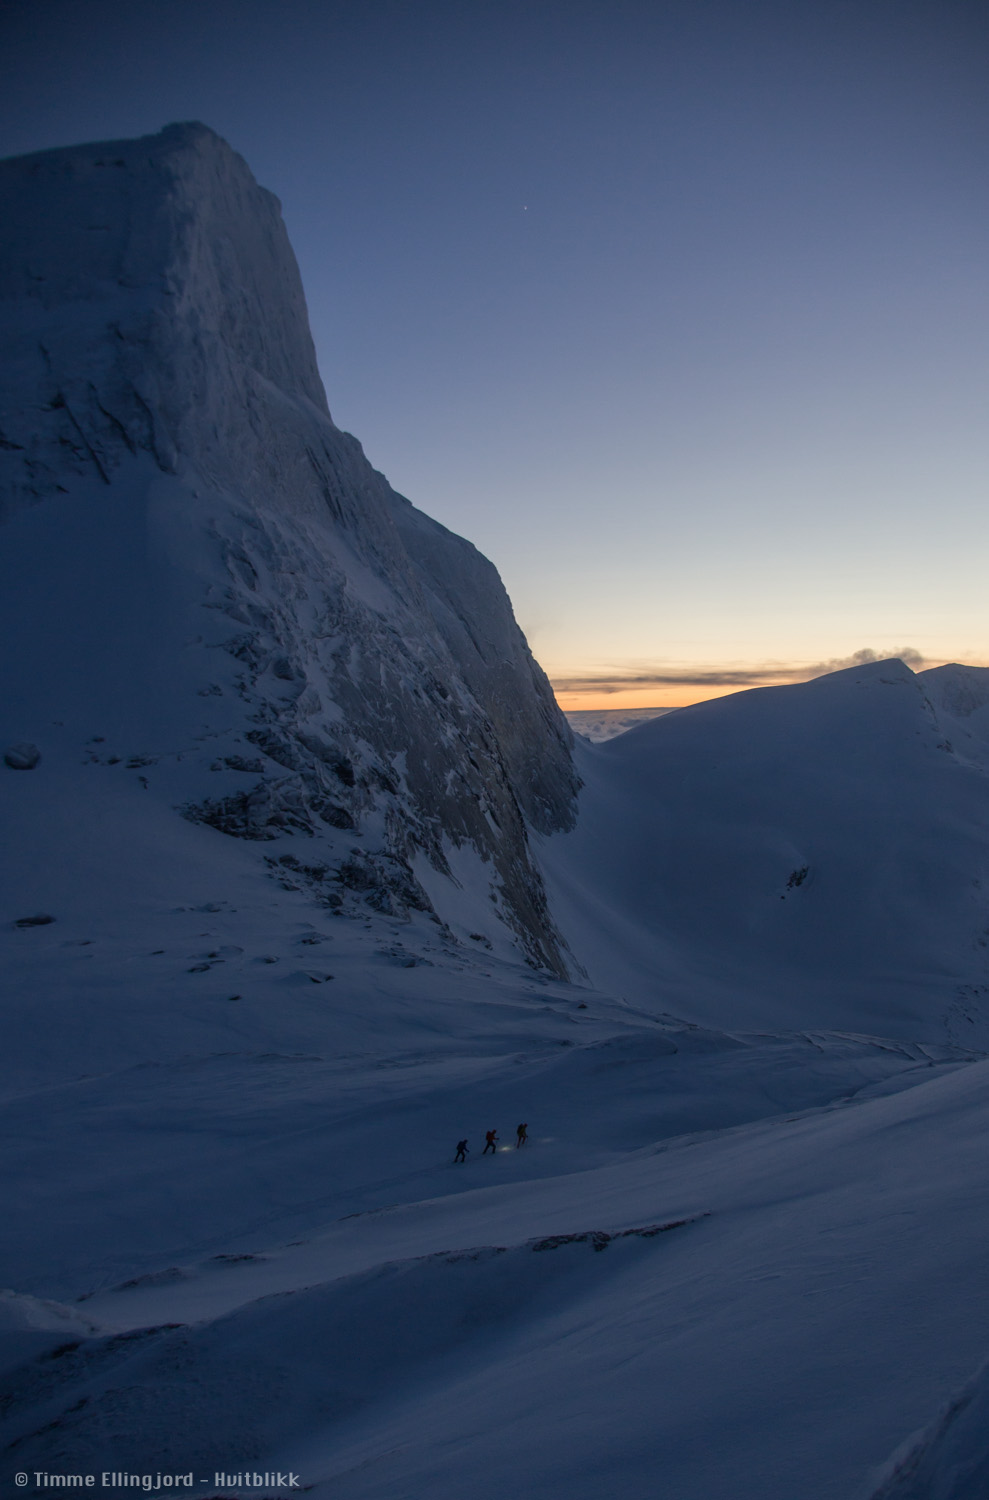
[550,647,953,708]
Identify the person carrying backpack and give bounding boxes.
[515,1122,528,1148]
[482,1129,498,1155]
[454,1139,469,1163]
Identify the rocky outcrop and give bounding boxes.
[0,123,578,973]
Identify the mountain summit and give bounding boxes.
[0,122,578,970]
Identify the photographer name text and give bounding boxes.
[17,1474,301,1492]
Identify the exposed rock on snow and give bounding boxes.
[3,742,39,769]
[0,123,578,971]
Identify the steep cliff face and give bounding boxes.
[0,122,578,972]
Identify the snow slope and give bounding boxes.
[867,1354,989,1499]
[4,659,989,1499]
[541,658,989,1043]
[919,662,989,769]
[5,960,989,1500]
[8,729,984,1498]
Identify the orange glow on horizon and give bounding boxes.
[553,682,758,712]
[551,652,975,714]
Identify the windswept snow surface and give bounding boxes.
[866,1353,989,1499]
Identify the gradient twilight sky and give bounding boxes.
[2,0,987,708]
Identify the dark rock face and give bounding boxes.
[0,124,579,973]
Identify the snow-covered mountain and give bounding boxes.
[543,657,989,1043]
[0,121,578,974]
[5,124,989,1500]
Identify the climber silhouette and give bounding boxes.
[454,1139,469,1163]
[516,1122,528,1147]
[483,1129,498,1155]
